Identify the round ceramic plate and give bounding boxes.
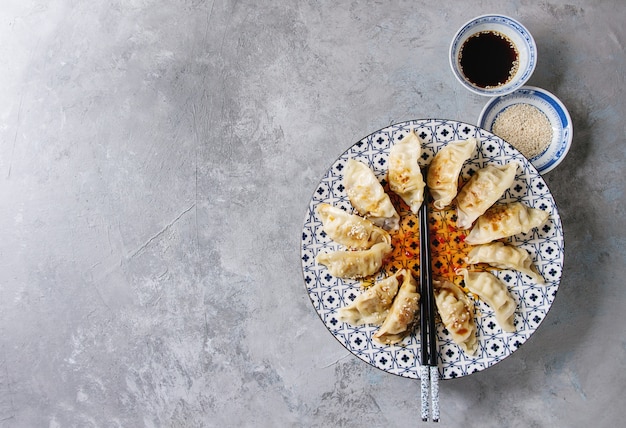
[300,119,564,380]
[478,86,573,174]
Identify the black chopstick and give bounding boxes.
[419,182,440,422]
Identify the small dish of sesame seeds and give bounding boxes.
[478,86,573,174]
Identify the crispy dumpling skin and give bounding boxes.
[465,202,550,245]
[427,138,477,210]
[373,270,420,345]
[466,242,545,285]
[388,130,425,214]
[344,159,400,230]
[316,203,391,250]
[455,163,518,229]
[460,269,517,333]
[338,270,402,326]
[315,241,392,279]
[433,278,478,355]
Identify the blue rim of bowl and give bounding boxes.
[478,86,573,174]
[449,14,537,96]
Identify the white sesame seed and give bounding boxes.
[492,103,553,159]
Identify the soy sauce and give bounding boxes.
[459,30,519,88]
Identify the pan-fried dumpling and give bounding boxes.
[466,242,545,285]
[433,278,478,355]
[316,203,391,250]
[427,138,477,210]
[344,159,400,230]
[460,269,516,333]
[455,163,518,229]
[373,270,420,345]
[316,241,392,279]
[338,270,403,326]
[388,130,425,214]
[465,202,549,245]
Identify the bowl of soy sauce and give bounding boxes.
[450,15,537,96]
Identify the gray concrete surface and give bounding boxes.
[1,1,624,427]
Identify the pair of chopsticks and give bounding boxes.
[419,183,440,422]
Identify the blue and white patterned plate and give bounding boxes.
[478,86,573,174]
[301,119,564,380]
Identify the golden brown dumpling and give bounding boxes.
[455,163,518,229]
[337,270,403,326]
[388,130,425,214]
[373,270,420,345]
[466,242,545,285]
[433,278,478,355]
[315,241,392,279]
[465,202,549,245]
[460,269,517,333]
[426,138,477,210]
[344,159,400,230]
[316,203,391,250]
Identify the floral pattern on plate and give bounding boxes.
[300,119,564,380]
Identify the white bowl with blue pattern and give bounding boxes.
[450,14,537,96]
[478,86,573,174]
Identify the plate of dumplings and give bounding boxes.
[300,119,564,379]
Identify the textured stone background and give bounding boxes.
[1,1,624,427]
